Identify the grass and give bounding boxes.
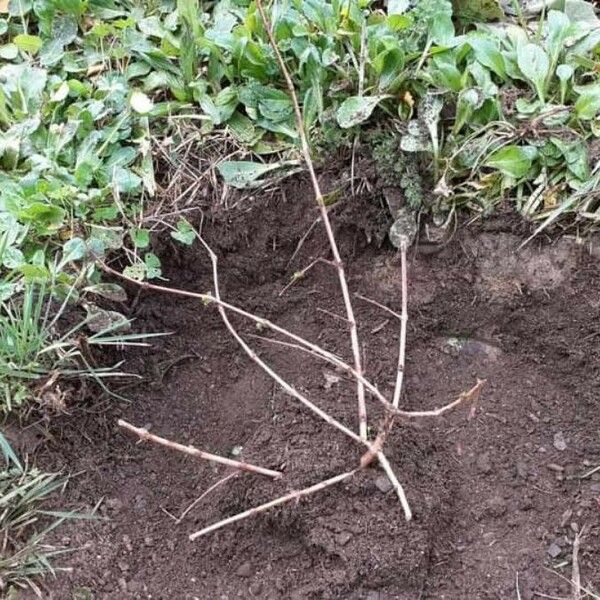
[0,432,72,597]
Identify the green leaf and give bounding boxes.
[468,37,506,79]
[454,88,485,134]
[130,228,150,249]
[545,10,571,64]
[574,83,600,119]
[123,263,145,281]
[485,145,537,178]
[19,203,65,229]
[217,160,292,189]
[517,43,550,102]
[564,0,600,26]
[336,96,387,128]
[400,120,430,152]
[0,44,18,60]
[111,167,142,194]
[430,13,454,45]
[2,246,25,269]
[14,33,42,54]
[170,219,195,245]
[144,252,161,279]
[556,64,574,82]
[551,137,589,181]
[61,237,86,264]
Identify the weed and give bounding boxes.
[0,432,70,596]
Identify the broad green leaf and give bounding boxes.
[123,263,145,281]
[19,264,51,281]
[2,246,24,268]
[51,81,69,102]
[517,43,550,102]
[111,167,142,194]
[400,120,430,152]
[430,13,454,45]
[170,219,195,245]
[551,137,589,180]
[89,225,123,250]
[19,203,65,229]
[336,96,387,128]
[556,64,574,82]
[144,253,161,279]
[454,88,485,133]
[0,43,17,59]
[574,83,600,119]
[14,33,42,54]
[468,37,506,79]
[61,237,86,263]
[485,145,537,178]
[564,0,600,26]
[130,228,150,249]
[545,10,571,64]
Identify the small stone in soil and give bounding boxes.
[476,452,492,474]
[485,496,507,518]
[249,582,263,595]
[374,475,393,493]
[336,531,353,546]
[553,431,567,451]
[547,543,562,558]
[515,461,528,479]
[236,561,253,577]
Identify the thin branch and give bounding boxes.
[572,528,582,600]
[256,0,367,441]
[177,472,239,524]
[189,469,357,540]
[393,245,408,409]
[286,217,321,269]
[118,420,282,479]
[377,452,412,521]
[397,379,486,419]
[355,293,404,321]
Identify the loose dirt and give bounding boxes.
[29,178,600,599]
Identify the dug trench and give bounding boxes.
[35,178,599,599]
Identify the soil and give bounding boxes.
[17,177,600,599]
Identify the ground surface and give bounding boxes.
[18,179,600,599]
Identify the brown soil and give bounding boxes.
[24,178,600,599]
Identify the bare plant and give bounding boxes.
[103,0,485,541]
